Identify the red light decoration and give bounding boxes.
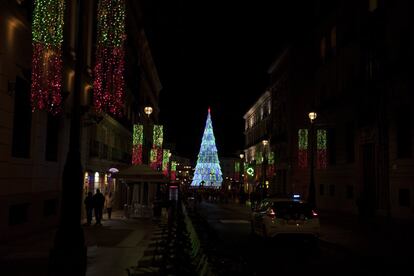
[31,0,65,115]
[93,0,126,116]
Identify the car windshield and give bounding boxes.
[272,201,313,219]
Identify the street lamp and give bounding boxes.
[144,106,153,117]
[262,140,269,198]
[308,111,317,208]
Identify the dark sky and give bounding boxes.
[140,0,310,160]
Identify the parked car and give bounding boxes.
[250,196,320,240]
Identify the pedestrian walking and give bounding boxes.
[93,189,105,225]
[84,191,94,226]
[105,192,113,219]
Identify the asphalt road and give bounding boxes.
[194,202,358,275]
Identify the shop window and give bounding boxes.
[9,203,29,225]
[399,189,410,207]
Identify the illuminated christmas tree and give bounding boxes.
[191,108,223,188]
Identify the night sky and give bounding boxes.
[141,0,312,160]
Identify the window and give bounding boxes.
[43,198,58,217]
[319,184,325,196]
[9,203,29,225]
[12,76,32,158]
[398,189,410,207]
[45,115,60,161]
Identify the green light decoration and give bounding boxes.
[298,129,308,168]
[150,125,163,170]
[94,0,126,115]
[317,129,327,169]
[31,0,65,114]
[267,151,275,176]
[171,161,177,171]
[247,167,254,177]
[132,125,143,165]
[255,150,263,165]
[234,162,240,181]
[171,161,177,180]
[191,108,223,187]
[153,125,163,147]
[32,0,65,45]
[150,149,157,163]
[162,149,170,176]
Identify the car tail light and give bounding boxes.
[311,210,318,217]
[266,208,276,219]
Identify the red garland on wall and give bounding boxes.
[31,0,65,115]
[94,0,126,116]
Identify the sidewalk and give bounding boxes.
[0,210,158,276]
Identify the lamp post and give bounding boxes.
[49,0,86,275]
[239,153,244,191]
[308,111,317,208]
[143,106,153,165]
[262,140,269,199]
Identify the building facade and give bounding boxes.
[249,0,414,219]
[0,0,161,240]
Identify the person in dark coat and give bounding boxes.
[84,192,94,226]
[92,189,105,225]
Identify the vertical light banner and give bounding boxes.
[31,0,65,114]
[151,125,163,170]
[94,0,126,116]
[234,161,240,181]
[170,161,177,181]
[298,129,308,168]
[150,149,158,170]
[317,129,327,169]
[132,124,143,165]
[267,151,275,176]
[162,149,170,176]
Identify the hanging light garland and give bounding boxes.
[170,161,177,181]
[132,124,143,165]
[317,129,327,169]
[94,0,126,116]
[162,149,170,176]
[298,129,308,168]
[150,125,163,170]
[31,0,65,114]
